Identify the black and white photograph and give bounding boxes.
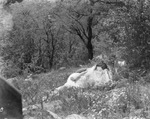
[0,0,150,119]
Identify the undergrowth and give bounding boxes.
[12,67,150,119]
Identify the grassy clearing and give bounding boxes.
[12,66,150,119]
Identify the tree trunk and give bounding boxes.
[86,41,93,60]
[87,16,93,60]
[49,32,56,69]
[49,49,54,69]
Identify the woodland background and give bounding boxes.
[2,0,150,77]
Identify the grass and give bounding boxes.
[12,66,150,119]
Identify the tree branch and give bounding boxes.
[72,26,86,46]
[67,14,89,39]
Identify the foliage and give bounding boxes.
[7,63,149,119]
[2,0,150,77]
[1,1,88,77]
[16,67,78,118]
[121,0,150,72]
[47,74,150,119]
